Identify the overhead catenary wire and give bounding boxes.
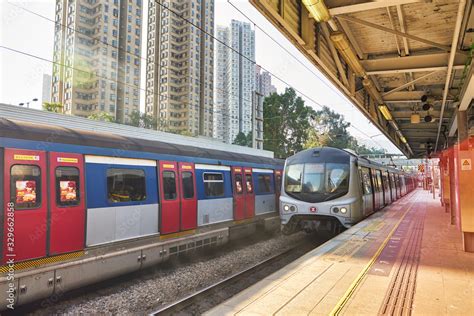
[5,1,386,150]
[153,0,386,149]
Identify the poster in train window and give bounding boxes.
[15,180,37,205]
[59,181,77,202]
[56,167,80,206]
[10,165,42,209]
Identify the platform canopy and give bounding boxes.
[251,0,474,157]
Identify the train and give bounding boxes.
[280,147,416,234]
[0,102,287,308]
[0,117,284,266]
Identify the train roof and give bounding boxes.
[0,108,284,167]
[287,147,408,174]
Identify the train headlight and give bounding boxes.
[282,204,297,213]
[340,207,348,214]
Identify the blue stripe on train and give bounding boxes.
[195,169,233,200]
[0,137,281,170]
[85,163,159,209]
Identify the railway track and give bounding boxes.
[150,238,322,315]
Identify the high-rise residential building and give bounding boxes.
[213,20,255,144]
[145,0,214,137]
[255,65,276,97]
[42,74,52,104]
[51,0,142,123]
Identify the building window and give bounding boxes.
[107,168,146,203]
[203,172,224,197]
[10,165,42,209]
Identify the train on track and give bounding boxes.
[0,109,286,308]
[0,118,285,265]
[280,147,417,234]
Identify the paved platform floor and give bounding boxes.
[206,190,474,315]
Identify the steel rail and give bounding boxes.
[149,245,308,315]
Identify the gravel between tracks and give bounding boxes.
[29,232,312,315]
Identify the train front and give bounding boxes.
[280,147,359,234]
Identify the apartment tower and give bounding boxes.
[213,20,255,144]
[145,0,214,136]
[51,0,142,123]
[255,65,277,97]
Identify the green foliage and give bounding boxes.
[127,110,157,130]
[42,102,63,113]
[88,112,116,123]
[233,131,253,147]
[305,106,385,155]
[263,88,317,158]
[263,89,385,157]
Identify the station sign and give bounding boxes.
[461,159,472,171]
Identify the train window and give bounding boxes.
[382,172,389,191]
[257,174,271,193]
[162,171,177,200]
[361,167,372,194]
[285,164,303,193]
[234,174,243,194]
[10,165,41,209]
[245,174,254,193]
[107,168,146,203]
[376,170,383,192]
[181,172,194,199]
[55,167,80,206]
[203,172,224,197]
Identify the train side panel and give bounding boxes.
[195,164,233,226]
[84,156,159,246]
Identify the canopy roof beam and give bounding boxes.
[328,0,431,16]
[337,15,467,56]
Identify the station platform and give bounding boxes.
[206,190,474,315]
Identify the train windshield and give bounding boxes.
[285,162,350,203]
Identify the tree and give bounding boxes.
[233,131,254,147]
[310,106,353,149]
[304,106,386,155]
[42,102,63,113]
[127,110,157,129]
[263,88,316,158]
[233,132,247,146]
[88,112,116,123]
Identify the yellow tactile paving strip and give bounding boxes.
[0,251,84,274]
[206,190,474,315]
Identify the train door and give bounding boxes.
[159,161,180,234]
[274,170,282,211]
[359,167,374,215]
[384,171,392,205]
[3,148,47,263]
[390,173,397,200]
[48,152,85,255]
[397,174,402,198]
[244,168,255,218]
[178,162,197,231]
[376,170,385,207]
[231,167,245,221]
[371,169,380,210]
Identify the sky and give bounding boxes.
[0,0,401,154]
